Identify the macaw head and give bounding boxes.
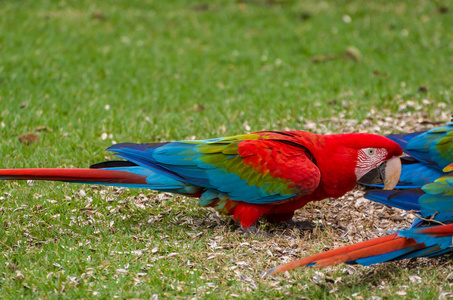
[341,133,403,190]
[311,133,403,195]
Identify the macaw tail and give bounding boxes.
[0,166,149,186]
[0,160,204,195]
[264,223,453,276]
[263,233,422,276]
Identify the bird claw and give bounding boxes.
[285,220,319,231]
[239,225,275,238]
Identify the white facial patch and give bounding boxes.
[355,148,388,180]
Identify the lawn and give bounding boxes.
[0,0,452,298]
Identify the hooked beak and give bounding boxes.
[358,157,402,190]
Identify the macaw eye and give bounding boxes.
[367,148,376,156]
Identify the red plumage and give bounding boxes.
[417,223,453,237]
[0,168,148,184]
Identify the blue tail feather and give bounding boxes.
[107,142,169,152]
[350,245,421,266]
[388,245,441,261]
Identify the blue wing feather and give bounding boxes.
[396,162,445,188]
[386,132,425,151]
[402,123,453,170]
[106,139,299,204]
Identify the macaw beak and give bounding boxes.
[358,157,402,190]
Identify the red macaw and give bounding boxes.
[0,131,402,228]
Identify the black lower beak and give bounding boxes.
[358,163,386,185]
[358,157,402,190]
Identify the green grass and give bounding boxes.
[0,0,452,298]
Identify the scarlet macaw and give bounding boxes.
[0,131,402,228]
[265,123,453,274]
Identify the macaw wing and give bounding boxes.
[386,132,424,151]
[106,133,321,205]
[389,123,453,171]
[365,174,453,220]
[419,174,453,222]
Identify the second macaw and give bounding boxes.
[363,122,453,191]
[0,130,402,228]
[264,164,453,274]
[363,122,453,211]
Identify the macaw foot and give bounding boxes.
[285,220,348,233]
[285,219,320,231]
[239,225,275,238]
[331,225,348,233]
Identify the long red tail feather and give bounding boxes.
[265,233,422,275]
[311,237,421,268]
[0,168,148,184]
[416,223,453,237]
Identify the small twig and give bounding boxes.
[413,211,445,226]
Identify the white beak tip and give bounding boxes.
[383,157,402,190]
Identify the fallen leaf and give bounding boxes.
[192,4,209,11]
[92,11,106,20]
[35,126,53,132]
[437,6,448,14]
[418,86,428,93]
[373,70,389,77]
[310,54,338,63]
[345,46,362,61]
[16,270,25,280]
[6,262,18,271]
[194,104,205,112]
[18,132,39,145]
[299,12,311,20]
